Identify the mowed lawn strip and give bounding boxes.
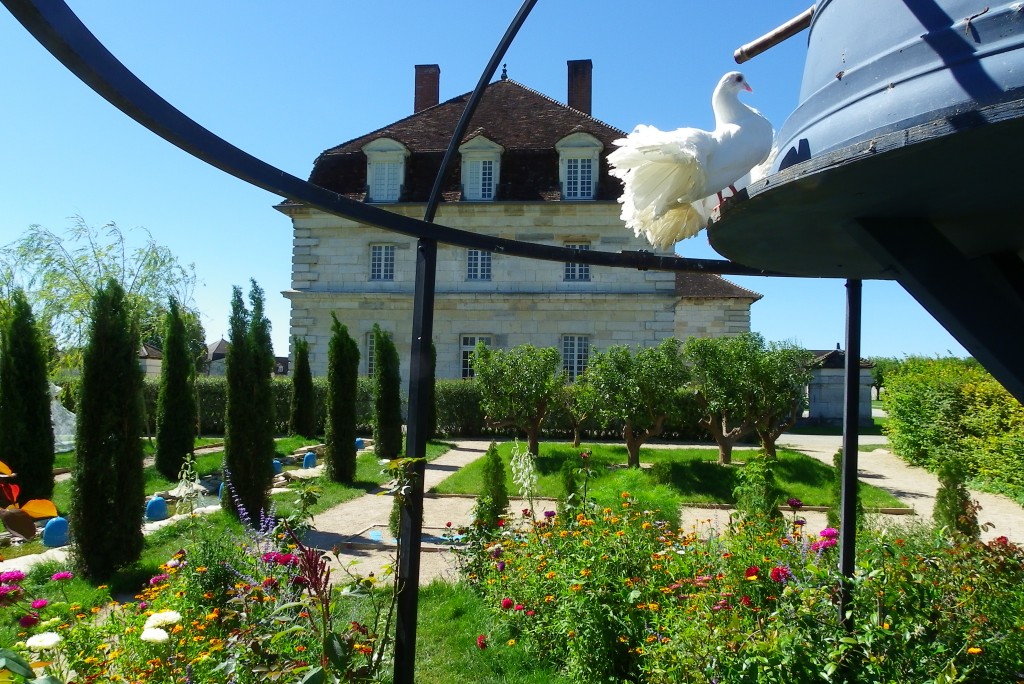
[431,441,907,510]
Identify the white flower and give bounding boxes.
[143,609,182,629]
[140,627,170,644]
[25,632,62,651]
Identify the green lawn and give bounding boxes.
[432,441,907,512]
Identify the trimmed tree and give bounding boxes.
[155,298,196,480]
[372,324,403,460]
[684,334,759,465]
[559,376,600,449]
[70,279,145,580]
[749,340,813,459]
[471,343,564,457]
[223,281,275,522]
[0,289,55,503]
[588,338,690,468]
[289,336,316,439]
[325,314,360,483]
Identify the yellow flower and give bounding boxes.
[546,572,557,580]
[968,646,982,655]
[544,595,554,603]
[507,639,516,646]
[570,584,582,592]
[580,569,592,577]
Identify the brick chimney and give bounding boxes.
[567,59,592,115]
[414,64,440,113]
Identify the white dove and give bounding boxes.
[607,71,774,250]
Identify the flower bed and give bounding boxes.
[455,496,1024,683]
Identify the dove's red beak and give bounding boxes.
[743,83,753,93]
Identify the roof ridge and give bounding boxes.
[500,78,627,135]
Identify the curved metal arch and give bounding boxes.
[2,0,776,277]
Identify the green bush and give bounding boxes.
[372,325,404,460]
[155,298,197,480]
[288,336,316,439]
[474,442,509,528]
[325,315,360,483]
[435,379,486,436]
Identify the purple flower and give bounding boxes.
[543,510,556,518]
[819,527,839,539]
[50,571,74,581]
[787,497,803,510]
[19,613,39,628]
[496,561,506,572]
[0,570,25,583]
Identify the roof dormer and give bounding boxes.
[556,132,602,200]
[363,138,410,202]
[458,135,504,201]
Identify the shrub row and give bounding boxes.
[58,375,712,442]
[883,356,1024,498]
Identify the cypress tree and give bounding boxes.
[372,324,403,460]
[288,336,316,439]
[325,314,359,483]
[223,281,275,522]
[0,289,55,503]
[70,279,145,581]
[155,298,197,480]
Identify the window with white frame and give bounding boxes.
[564,242,591,281]
[459,135,503,201]
[467,249,492,281]
[556,132,602,200]
[363,138,409,202]
[562,335,589,380]
[461,334,492,378]
[370,244,395,281]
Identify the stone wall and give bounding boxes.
[806,368,873,424]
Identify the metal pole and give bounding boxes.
[734,5,814,63]
[838,279,862,635]
[393,238,436,684]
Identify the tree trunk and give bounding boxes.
[624,423,643,468]
[572,425,582,449]
[527,422,541,457]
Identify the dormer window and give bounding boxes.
[459,136,503,201]
[556,132,602,200]
[363,138,409,202]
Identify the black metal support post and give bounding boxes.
[393,238,437,684]
[838,278,862,632]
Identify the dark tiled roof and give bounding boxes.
[139,343,162,359]
[308,78,627,202]
[809,349,874,369]
[674,273,763,300]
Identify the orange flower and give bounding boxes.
[967,646,983,655]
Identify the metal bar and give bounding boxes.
[838,278,862,636]
[395,3,538,679]
[394,238,437,684]
[1,0,780,278]
[734,6,814,64]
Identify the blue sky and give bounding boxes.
[0,1,968,359]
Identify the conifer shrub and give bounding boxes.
[934,452,981,541]
[372,324,403,460]
[474,442,509,528]
[733,453,783,521]
[70,279,145,581]
[288,336,316,439]
[155,298,197,480]
[0,288,55,502]
[325,315,359,483]
[223,281,275,521]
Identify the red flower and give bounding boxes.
[501,598,514,610]
[514,604,525,611]
[769,566,792,583]
[740,595,752,607]
[744,566,760,580]
[476,634,487,650]
[497,519,505,527]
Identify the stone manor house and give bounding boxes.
[279,61,761,383]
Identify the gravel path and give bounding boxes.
[5,434,1022,582]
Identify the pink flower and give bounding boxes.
[501,598,513,610]
[50,571,74,581]
[819,527,839,539]
[31,599,49,610]
[514,604,525,611]
[526,610,535,616]
[769,566,792,583]
[149,573,170,586]
[0,570,25,583]
[476,634,487,650]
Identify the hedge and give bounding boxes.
[59,375,712,444]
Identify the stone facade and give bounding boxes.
[281,63,761,383]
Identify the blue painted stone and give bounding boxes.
[369,529,383,542]
[218,482,224,499]
[146,496,169,521]
[272,459,283,475]
[42,516,68,548]
[355,438,365,450]
[302,451,317,468]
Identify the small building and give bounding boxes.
[138,343,163,378]
[805,347,874,425]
